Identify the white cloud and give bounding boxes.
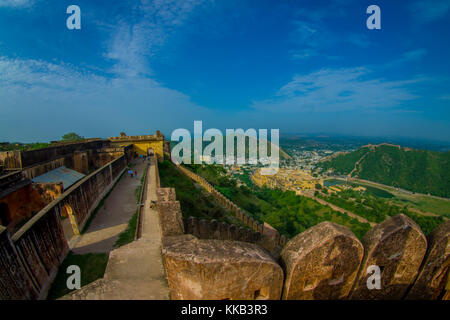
[410,0,450,23]
[0,0,32,8]
[402,48,428,61]
[290,6,372,60]
[0,0,223,141]
[105,0,210,77]
[386,49,428,68]
[438,94,450,100]
[0,56,215,141]
[251,68,423,113]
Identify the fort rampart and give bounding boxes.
[0,139,109,171]
[0,155,128,300]
[183,217,262,244]
[1,153,449,300]
[175,164,287,253]
[158,163,450,300]
[0,140,133,181]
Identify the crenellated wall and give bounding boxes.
[158,164,450,300]
[183,216,262,244]
[1,153,449,300]
[175,164,287,255]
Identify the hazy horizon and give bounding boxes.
[1,0,449,142]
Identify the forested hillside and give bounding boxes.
[185,164,371,239]
[320,144,450,198]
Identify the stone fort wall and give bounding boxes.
[0,139,109,171]
[175,164,287,254]
[108,133,165,160]
[183,217,262,244]
[0,155,128,300]
[157,162,450,300]
[1,152,449,300]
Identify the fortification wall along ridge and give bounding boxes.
[175,165,287,251]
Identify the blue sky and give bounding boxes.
[0,0,449,142]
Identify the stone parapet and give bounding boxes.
[161,235,284,300]
[281,222,364,300]
[350,214,427,300]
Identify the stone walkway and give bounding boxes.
[71,160,146,254]
[63,157,170,300]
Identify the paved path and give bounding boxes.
[312,195,376,227]
[71,159,146,254]
[297,190,376,227]
[63,157,170,300]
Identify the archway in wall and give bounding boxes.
[61,203,79,239]
[0,202,10,227]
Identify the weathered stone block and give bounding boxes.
[236,209,243,221]
[156,201,184,237]
[350,214,427,300]
[197,219,208,239]
[156,188,177,202]
[209,219,220,239]
[252,231,261,243]
[237,226,247,242]
[407,220,450,300]
[281,222,364,300]
[219,221,229,240]
[256,235,282,261]
[184,216,197,235]
[162,236,283,300]
[229,224,238,240]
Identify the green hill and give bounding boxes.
[320,144,450,198]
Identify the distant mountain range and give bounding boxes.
[280,134,450,152]
[170,135,292,162]
[319,143,450,198]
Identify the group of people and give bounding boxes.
[139,154,151,163]
[128,153,153,178]
[128,168,138,178]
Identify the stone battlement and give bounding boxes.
[108,132,164,142]
[1,150,449,300]
[183,216,262,244]
[157,159,450,300]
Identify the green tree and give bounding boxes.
[62,132,84,141]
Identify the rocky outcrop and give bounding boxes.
[161,235,283,300]
[281,222,364,300]
[350,214,427,300]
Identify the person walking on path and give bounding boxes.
[134,169,138,178]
